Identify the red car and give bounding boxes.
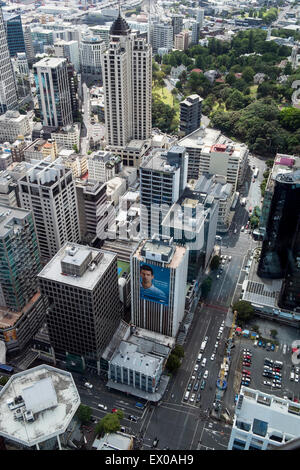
[244,355,252,360]
[243,362,251,367]
[112,408,118,413]
[242,369,251,375]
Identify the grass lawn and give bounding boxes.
[152,83,180,124]
[212,101,227,112]
[249,85,258,98]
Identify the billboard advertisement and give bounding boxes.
[140,263,170,306]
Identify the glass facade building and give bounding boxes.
[3,14,26,57]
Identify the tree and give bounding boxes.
[233,300,254,325]
[210,255,221,270]
[171,87,178,105]
[76,404,92,424]
[95,413,121,435]
[242,66,255,83]
[0,376,9,386]
[72,144,79,153]
[201,276,212,299]
[279,107,300,131]
[172,344,185,358]
[250,215,259,228]
[166,353,181,373]
[270,329,278,339]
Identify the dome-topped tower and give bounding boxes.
[110,9,131,36]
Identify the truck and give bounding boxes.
[200,341,207,352]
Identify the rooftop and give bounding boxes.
[0,365,80,447]
[33,57,67,69]
[135,239,187,269]
[0,205,30,239]
[38,243,116,290]
[94,432,133,450]
[111,341,163,376]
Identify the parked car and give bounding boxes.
[190,393,195,403]
[271,344,275,351]
[210,354,215,361]
[197,371,202,380]
[196,393,201,403]
[194,364,199,372]
[194,382,199,391]
[84,382,93,389]
[263,381,272,386]
[98,404,107,410]
[203,370,209,379]
[129,415,138,422]
[187,382,192,391]
[200,379,206,390]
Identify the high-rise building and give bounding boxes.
[54,40,80,73]
[33,57,73,128]
[0,8,18,115]
[0,205,47,353]
[102,11,152,149]
[179,94,203,136]
[197,9,205,29]
[191,21,200,46]
[75,179,114,245]
[38,243,121,368]
[171,15,183,39]
[18,160,80,262]
[79,35,105,81]
[3,13,26,57]
[174,31,190,51]
[257,154,300,310]
[228,386,300,450]
[140,146,188,238]
[152,22,173,53]
[23,25,35,64]
[131,238,188,337]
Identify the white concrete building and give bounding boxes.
[54,40,80,73]
[0,111,31,143]
[106,176,126,206]
[18,159,80,262]
[228,386,300,450]
[0,365,80,449]
[79,35,105,79]
[51,123,80,151]
[87,150,116,182]
[151,22,173,53]
[33,57,73,128]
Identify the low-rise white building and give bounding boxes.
[51,123,80,151]
[106,177,127,206]
[0,111,31,144]
[228,386,300,450]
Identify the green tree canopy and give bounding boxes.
[172,344,185,358]
[233,300,254,325]
[95,413,121,435]
[210,255,221,270]
[201,276,212,299]
[166,353,181,373]
[279,107,300,131]
[76,404,92,424]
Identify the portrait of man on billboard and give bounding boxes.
[140,264,169,305]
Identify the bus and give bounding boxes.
[0,364,14,373]
[253,168,259,178]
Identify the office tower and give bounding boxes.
[140,146,188,238]
[75,179,114,245]
[38,243,121,368]
[33,57,73,128]
[0,8,18,115]
[131,238,188,337]
[3,13,26,57]
[0,205,47,353]
[179,94,203,136]
[16,52,29,76]
[257,154,300,310]
[79,35,104,81]
[171,15,183,39]
[228,386,300,450]
[152,22,173,53]
[54,40,80,73]
[102,11,152,148]
[18,160,80,262]
[66,63,79,122]
[174,31,190,51]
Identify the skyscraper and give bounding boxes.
[0,7,18,115]
[38,243,121,368]
[18,160,80,262]
[140,146,188,238]
[102,10,152,149]
[171,15,183,39]
[33,57,73,127]
[131,238,188,337]
[3,13,26,57]
[179,94,203,136]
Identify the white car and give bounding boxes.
[204,336,208,342]
[191,374,196,380]
[228,256,232,261]
[190,393,195,403]
[84,382,93,389]
[194,364,199,372]
[210,353,215,361]
[215,341,219,348]
[263,381,272,386]
[203,370,209,379]
[295,374,299,383]
[98,404,108,410]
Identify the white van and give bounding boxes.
[201,358,207,367]
[184,391,190,401]
[290,372,295,381]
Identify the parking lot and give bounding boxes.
[233,337,300,402]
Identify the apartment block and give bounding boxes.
[18,160,80,262]
[0,111,31,144]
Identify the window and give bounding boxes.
[252,418,268,437]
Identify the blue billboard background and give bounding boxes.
[140,262,170,306]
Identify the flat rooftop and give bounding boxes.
[135,239,187,269]
[236,387,300,441]
[0,205,29,238]
[0,365,80,447]
[179,126,221,149]
[38,243,116,290]
[34,57,67,68]
[111,341,163,376]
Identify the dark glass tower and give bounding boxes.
[3,14,26,57]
